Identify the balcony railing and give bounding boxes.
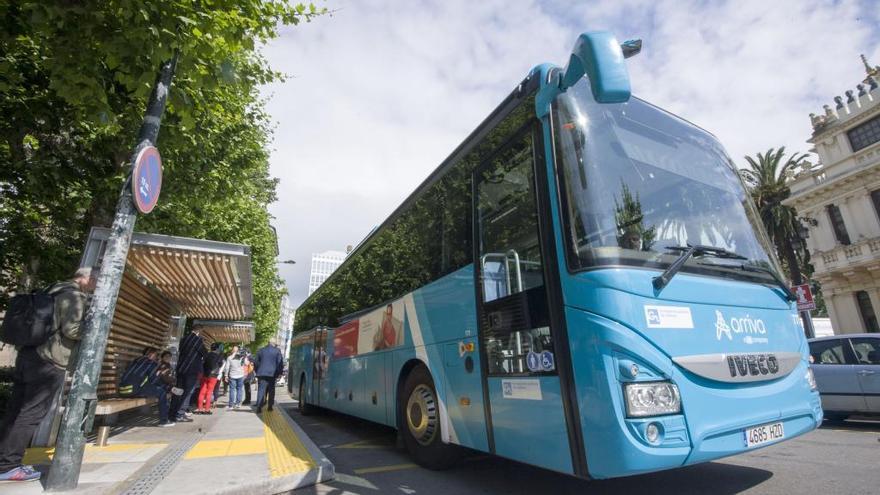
[815,236,880,275]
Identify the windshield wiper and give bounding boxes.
[664,244,748,260]
[652,244,748,293]
[738,263,797,302]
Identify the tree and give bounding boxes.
[739,147,808,284]
[614,182,655,251]
[0,1,324,345]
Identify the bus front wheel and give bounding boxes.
[399,366,459,469]
[298,376,315,416]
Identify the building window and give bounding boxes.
[871,190,880,221]
[856,291,880,333]
[826,204,851,245]
[847,115,880,152]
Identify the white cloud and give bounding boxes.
[262,0,880,307]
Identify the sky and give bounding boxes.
[261,0,880,308]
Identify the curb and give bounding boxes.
[210,405,335,495]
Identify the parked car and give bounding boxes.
[808,334,880,420]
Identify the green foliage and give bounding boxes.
[294,97,535,333]
[614,182,655,251]
[739,147,807,280]
[740,147,827,316]
[0,0,324,345]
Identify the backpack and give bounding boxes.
[204,351,223,377]
[0,286,71,347]
[119,357,158,396]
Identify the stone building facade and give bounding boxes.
[784,56,880,335]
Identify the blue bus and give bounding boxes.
[289,31,822,479]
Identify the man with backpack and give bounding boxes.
[0,268,96,483]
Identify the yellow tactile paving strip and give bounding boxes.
[184,436,266,459]
[23,443,168,465]
[180,410,316,478]
[263,409,317,478]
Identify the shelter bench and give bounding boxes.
[93,397,158,446]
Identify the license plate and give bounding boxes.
[744,421,785,448]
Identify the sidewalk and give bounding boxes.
[5,389,334,495]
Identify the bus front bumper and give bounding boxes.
[565,307,823,479]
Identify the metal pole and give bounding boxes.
[801,310,816,339]
[45,52,178,491]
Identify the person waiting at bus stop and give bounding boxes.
[253,338,284,413]
[168,328,206,422]
[118,347,175,427]
[195,343,225,414]
[241,350,255,405]
[0,268,96,483]
[224,345,248,409]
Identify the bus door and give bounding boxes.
[311,327,328,406]
[473,125,575,474]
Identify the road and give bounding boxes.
[286,406,880,495]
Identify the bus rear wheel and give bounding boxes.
[298,376,315,416]
[399,366,459,469]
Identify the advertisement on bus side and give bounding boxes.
[332,300,405,359]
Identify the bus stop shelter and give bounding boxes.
[36,227,255,446]
[192,319,256,345]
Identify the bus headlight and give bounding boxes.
[624,381,681,417]
[805,368,818,391]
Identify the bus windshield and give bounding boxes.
[552,78,779,280]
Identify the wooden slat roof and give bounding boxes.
[81,227,254,321]
[193,319,256,344]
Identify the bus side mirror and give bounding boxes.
[559,32,634,104]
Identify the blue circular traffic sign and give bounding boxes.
[132,146,162,214]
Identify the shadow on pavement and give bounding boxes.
[819,416,880,433]
[289,407,774,495]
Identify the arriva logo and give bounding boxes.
[714,310,767,341]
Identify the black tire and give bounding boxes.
[287,368,294,394]
[399,365,460,469]
[298,376,315,416]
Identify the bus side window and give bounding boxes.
[477,137,545,303]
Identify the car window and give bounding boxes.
[809,340,847,365]
[849,338,880,365]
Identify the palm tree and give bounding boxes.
[739,147,808,284]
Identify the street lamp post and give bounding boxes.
[792,221,816,339]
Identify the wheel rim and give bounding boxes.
[406,384,438,446]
